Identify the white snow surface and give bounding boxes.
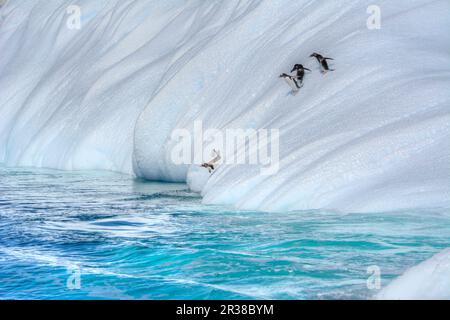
[377,249,450,300]
[1,0,449,212]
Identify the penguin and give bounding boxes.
[279,73,302,91]
[291,64,311,85]
[200,149,221,174]
[310,53,334,73]
[201,162,215,173]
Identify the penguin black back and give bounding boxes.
[291,64,311,82]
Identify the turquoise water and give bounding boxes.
[0,166,449,300]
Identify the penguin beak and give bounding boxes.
[310,54,315,58]
[304,68,311,72]
[291,67,296,73]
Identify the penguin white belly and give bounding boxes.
[284,77,301,91]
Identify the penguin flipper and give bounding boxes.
[292,78,302,89]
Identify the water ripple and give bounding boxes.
[1,166,449,299]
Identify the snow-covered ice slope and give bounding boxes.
[1,0,449,212]
[377,249,450,300]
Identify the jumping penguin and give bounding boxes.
[291,64,311,86]
[279,73,302,92]
[200,149,221,174]
[310,53,334,73]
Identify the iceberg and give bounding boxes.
[1,0,449,212]
[377,249,450,300]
